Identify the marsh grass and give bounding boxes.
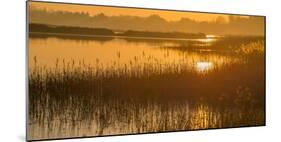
[28,38,265,140]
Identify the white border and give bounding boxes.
[1,0,281,142]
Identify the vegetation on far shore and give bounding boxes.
[29,23,206,39]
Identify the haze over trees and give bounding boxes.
[29,8,264,36]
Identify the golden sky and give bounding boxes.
[29,1,233,22]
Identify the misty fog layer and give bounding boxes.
[29,8,264,36]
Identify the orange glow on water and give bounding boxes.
[196,62,214,73]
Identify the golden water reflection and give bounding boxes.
[29,35,239,74]
[196,62,214,73]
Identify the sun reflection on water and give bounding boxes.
[196,62,214,73]
[206,35,216,38]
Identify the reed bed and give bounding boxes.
[28,39,265,140]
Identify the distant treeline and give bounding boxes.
[29,23,114,36]
[29,23,206,39]
[29,7,265,36]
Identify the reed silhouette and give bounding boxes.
[28,38,264,140]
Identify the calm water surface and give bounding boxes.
[29,34,240,73]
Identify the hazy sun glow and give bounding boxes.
[29,1,230,22]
